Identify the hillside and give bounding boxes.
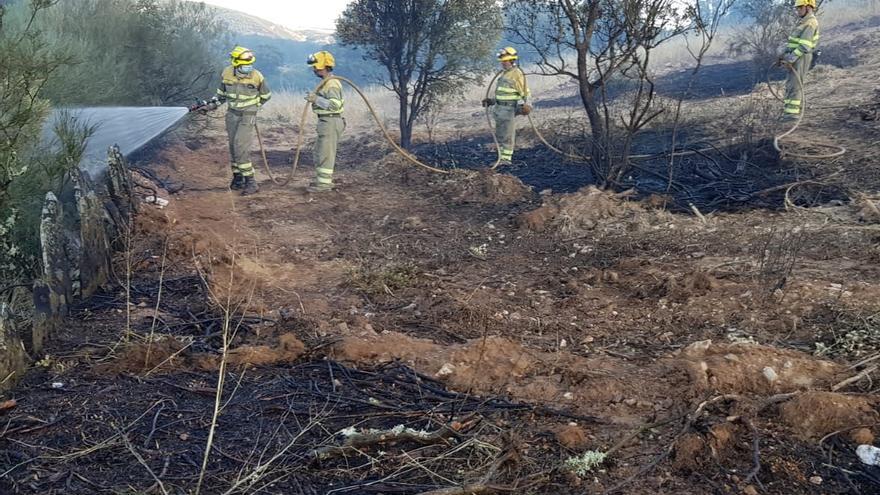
[209,4,335,43]
[196,3,380,89]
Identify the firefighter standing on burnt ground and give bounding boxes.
[482,47,532,166]
[305,51,345,193]
[216,46,272,195]
[779,0,820,121]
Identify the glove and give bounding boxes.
[481,97,496,108]
[305,92,318,104]
[516,103,533,116]
[782,53,799,65]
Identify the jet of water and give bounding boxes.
[41,106,189,174]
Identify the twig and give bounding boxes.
[756,392,801,413]
[145,237,170,369]
[121,433,169,495]
[832,365,878,391]
[416,485,508,495]
[689,203,707,224]
[49,400,165,461]
[142,402,166,448]
[603,395,743,494]
[742,417,762,487]
[221,418,322,495]
[310,424,461,464]
[848,353,880,371]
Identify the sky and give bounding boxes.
[200,0,350,30]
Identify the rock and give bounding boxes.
[857,445,880,466]
[743,485,758,495]
[762,366,778,383]
[436,363,456,377]
[809,476,823,485]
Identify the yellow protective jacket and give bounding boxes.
[312,78,344,116]
[217,66,271,113]
[785,12,820,61]
[495,67,530,105]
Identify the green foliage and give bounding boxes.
[2,114,95,282]
[336,0,503,148]
[33,0,228,106]
[563,450,608,477]
[0,2,93,287]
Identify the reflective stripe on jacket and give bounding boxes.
[217,66,271,112]
[495,67,530,103]
[785,12,819,60]
[312,78,344,115]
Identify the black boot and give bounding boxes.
[241,176,259,196]
[230,174,244,190]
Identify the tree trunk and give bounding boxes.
[398,92,413,150]
[574,37,606,170]
[578,80,608,178]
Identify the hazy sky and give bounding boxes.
[200,0,350,30]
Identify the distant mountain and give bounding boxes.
[211,5,335,44]
[193,3,379,89]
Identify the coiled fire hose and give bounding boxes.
[483,69,589,170]
[767,61,846,159]
[257,75,449,187]
[482,69,727,167]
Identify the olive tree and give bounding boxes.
[505,0,694,183]
[337,0,503,149]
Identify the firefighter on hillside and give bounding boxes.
[482,47,532,166]
[779,0,820,120]
[217,46,271,195]
[305,51,345,193]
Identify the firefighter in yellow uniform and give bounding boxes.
[216,46,271,195]
[482,47,531,166]
[305,51,345,193]
[779,0,819,120]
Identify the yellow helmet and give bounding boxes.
[307,51,335,71]
[230,46,256,67]
[497,47,518,62]
[794,0,816,8]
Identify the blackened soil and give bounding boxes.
[414,137,848,213]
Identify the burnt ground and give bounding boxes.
[3,35,880,494]
[412,134,847,213]
[2,111,880,494]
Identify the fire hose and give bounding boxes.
[236,61,845,188]
[767,61,846,159]
[257,76,450,187]
[482,63,846,168]
[482,69,737,168]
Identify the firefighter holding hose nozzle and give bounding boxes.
[204,46,272,195]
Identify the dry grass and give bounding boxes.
[259,83,399,131]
